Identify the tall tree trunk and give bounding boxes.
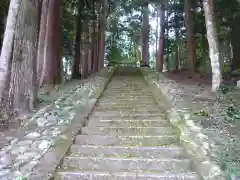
[82,21,90,78]
[98,0,107,70]
[94,20,99,72]
[40,0,61,86]
[7,0,39,116]
[37,0,50,86]
[203,0,222,91]
[230,18,240,71]
[0,0,10,51]
[156,6,165,72]
[72,0,82,79]
[155,6,159,61]
[141,4,149,66]
[165,9,169,71]
[200,2,207,65]
[184,0,196,72]
[0,0,21,104]
[175,30,179,71]
[88,20,93,75]
[81,32,88,78]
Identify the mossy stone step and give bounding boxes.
[89,114,165,121]
[95,104,158,109]
[81,127,174,136]
[91,111,165,117]
[75,135,178,146]
[69,145,186,159]
[87,119,170,127]
[61,156,192,173]
[94,106,160,112]
[55,171,200,180]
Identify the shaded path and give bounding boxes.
[56,68,200,179]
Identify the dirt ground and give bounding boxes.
[162,70,240,178]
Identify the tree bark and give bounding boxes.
[98,0,107,70]
[230,17,240,71]
[155,6,160,62]
[141,4,149,66]
[0,0,22,105]
[203,0,222,91]
[156,6,165,72]
[7,0,39,116]
[184,0,196,72]
[37,0,49,86]
[40,0,61,86]
[72,0,82,79]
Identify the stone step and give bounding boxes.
[87,119,170,127]
[95,104,158,109]
[101,94,153,97]
[99,98,155,102]
[100,95,153,99]
[81,127,174,136]
[69,145,186,159]
[106,89,148,91]
[102,92,152,95]
[89,114,165,120]
[94,106,160,112]
[61,156,192,173]
[55,171,200,180]
[91,111,164,117]
[98,100,156,105]
[97,100,156,105]
[105,86,147,88]
[75,135,178,146]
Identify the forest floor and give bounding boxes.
[0,79,85,149]
[159,70,240,178]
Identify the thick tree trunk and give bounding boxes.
[40,0,61,86]
[0,0,22,104]
[175,30,179,71]
[72,0,82,79]
[98,0,107,70]
[0,1,10,51]
[203,0,222,91]
[156,6,165,72]
[91,20,97,74]
[37,0,49,86]
[155,6,160,62]
[141,4,149,66]
[184,0,196,72]
[88,20,93,75]
[82,21,90,78]
[230,17,240,71]
[94,20,99,72]
[7,0,39,116]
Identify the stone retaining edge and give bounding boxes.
[28,67,116,180]
[139,68,226,180]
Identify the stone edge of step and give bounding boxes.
[27,67,116,180]
[61,156,192,172]
[139,68,226,180]
[68,145,187,159]
[55,170,200,180]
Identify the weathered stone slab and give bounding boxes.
[87,119,170,127]
[55,171,200,180]
[62,156,192,172]
[81,127,174,136]
[75,135,178,146]
[69,145,186,159]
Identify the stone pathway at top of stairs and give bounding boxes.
[55,73,201,180]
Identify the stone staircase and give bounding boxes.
[55,69,200,180]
